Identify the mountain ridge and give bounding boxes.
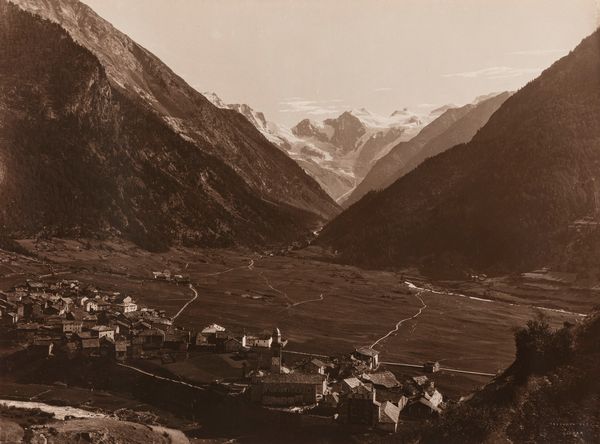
[0,0,330,250]
[204,91,435,202]
[318,29,600,273]
[8,0,339,221]
[345,92,511,207]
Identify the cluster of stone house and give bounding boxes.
[0,278,445,435]
[0,279,190,360]
[179,321,446,433]
[336,371,444,432]
[240,335,445,433]
[152,271,190,283]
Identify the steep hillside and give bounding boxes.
[319,29,600,273]
[413,311,600,444]
[0,1,323,250]
[345,92,510,207]
[9,0,339,221]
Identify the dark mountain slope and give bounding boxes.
[9,0,339,221]
[319,29,600,273]
[0,1,319,249]
[412,311,600,444]
[345,92,511,207]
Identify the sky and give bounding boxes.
[82,0,599,126]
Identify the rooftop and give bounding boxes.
[310,358,333,368]
[362,370,400,389]
[202,323,226,334]
[81,338,100,348]
[356,346,380,357]
[91,326,113,332]
[343,377,362,389]
[261,372,325,385]
[379,401,401,424]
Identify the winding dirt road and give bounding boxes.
[171,283,198,321]
[370,290,428,349]
[259,271,294,307]
[199,258,256,278]
[289,293,325,308]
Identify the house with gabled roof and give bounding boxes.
[377,400,401,433]
[91,325,115,341]
[404,397,442,418]
[251,372,326,406]
[62,319,83,334]
[361,370,400,389]
[304,358,334,376]
[353,346,380,370]
[341,377,362,393]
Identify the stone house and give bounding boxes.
[353,347,380,370]
[251,373,326,406]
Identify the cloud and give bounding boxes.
[442,66,543,80]
[509,48,568,56]
[279,98,343,115]
[305,108,340,116]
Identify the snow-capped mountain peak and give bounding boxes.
[390,108,410,116]
[203,91,228,109]
[199,92,436,203]
[202,91,284,145]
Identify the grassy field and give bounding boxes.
[0,239,589,396]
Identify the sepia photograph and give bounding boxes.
[0,0,599,442]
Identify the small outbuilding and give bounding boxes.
[354,346,380,370]
[423,361,440,373]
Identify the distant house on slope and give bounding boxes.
[243,333,273,348]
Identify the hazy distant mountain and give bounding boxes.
[318,29,600,273]
[203,91,295,150]
[0,0,338,250]
[345,92,511,207]
[8,0,338,222]
[289,108,431,201]
[204,91,432,202]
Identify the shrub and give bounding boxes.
[514,316,574,377]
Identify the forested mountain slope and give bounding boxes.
[0,1,324,250]
[319,29,600,273]
[9,0,339,221]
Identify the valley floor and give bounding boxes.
[0,238,589,398]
